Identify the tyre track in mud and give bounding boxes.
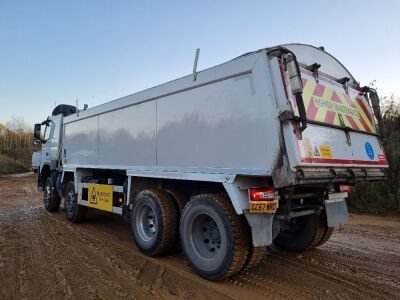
[1,174,400,299]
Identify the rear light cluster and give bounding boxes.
[249,188,276,201]
[339,185,352,193]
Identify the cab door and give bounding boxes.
[48,115,62,162]
[41,115,62,167]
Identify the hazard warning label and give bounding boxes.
[319,145,332,159]
[87,184,113,212]
[303,138,313,157]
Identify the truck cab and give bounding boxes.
[33,105,76,199]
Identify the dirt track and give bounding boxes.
[1,174,399,299]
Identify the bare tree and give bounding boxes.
[5,116,30,133]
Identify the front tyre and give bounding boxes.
[43,176,61,212]
[64,182,87,223]
[180,194,249,281]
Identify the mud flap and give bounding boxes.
[244,212,274,247]
[325,192,349,227]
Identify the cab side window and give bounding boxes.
[49,123,55,139]
[43,123,55,141]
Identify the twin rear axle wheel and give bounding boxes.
[131,191,264,280]
[130,190,334,280]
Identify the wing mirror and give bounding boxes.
[33,123,42,144]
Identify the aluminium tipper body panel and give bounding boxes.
[63,50,283,176]
[64,116,98,165]
[98,102,157,166]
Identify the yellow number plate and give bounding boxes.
[87,184,113,212]
[249,200,278,213]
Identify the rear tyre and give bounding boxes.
[165,189,188,252]
[180,194,249,281]
[131,189,178,256]
[165,189,188,218]
[43,176,61,212]
[274,210,333,252]
[242,245,266,271]
[315,211,334,247]
[64,182,87,223]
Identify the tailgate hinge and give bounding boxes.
[277,104,295,122]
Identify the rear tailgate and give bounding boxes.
[283,67,388,169]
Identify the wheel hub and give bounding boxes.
[44,182,51,206]
[136,204,157,242]
[65,191,76,216]
[192,214,222,259]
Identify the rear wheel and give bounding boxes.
[43,176,61,212]
[242,245,266,270]
[180,194,249,281]
[131,189,178,256]
[314,211,334,247]
[165,189,188,252]
[64,182,87,223]
[317,227,334,246]
[165,189,188,218]
[274,210,333,252]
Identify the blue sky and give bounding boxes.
[0,0,399,126]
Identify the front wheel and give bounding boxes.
[180,194,249,281]
[64,182,87,223]
[43,176,61,212]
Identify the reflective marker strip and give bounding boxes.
[290,69,377,134]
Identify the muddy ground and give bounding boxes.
[0,173,399,299]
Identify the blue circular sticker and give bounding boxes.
[365,142,374,160]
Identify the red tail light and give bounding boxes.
[339,185,352,193]
[249,188,275,201]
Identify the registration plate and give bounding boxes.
[249,200,278,213]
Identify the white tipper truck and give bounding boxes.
[32,44,388,280]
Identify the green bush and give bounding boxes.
[0,155,29,175]
[348,95,400,215]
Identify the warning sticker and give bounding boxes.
[303,138,313,157]
[88,184,113,212]
[313,146,320,156]
[319,145,332,159]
